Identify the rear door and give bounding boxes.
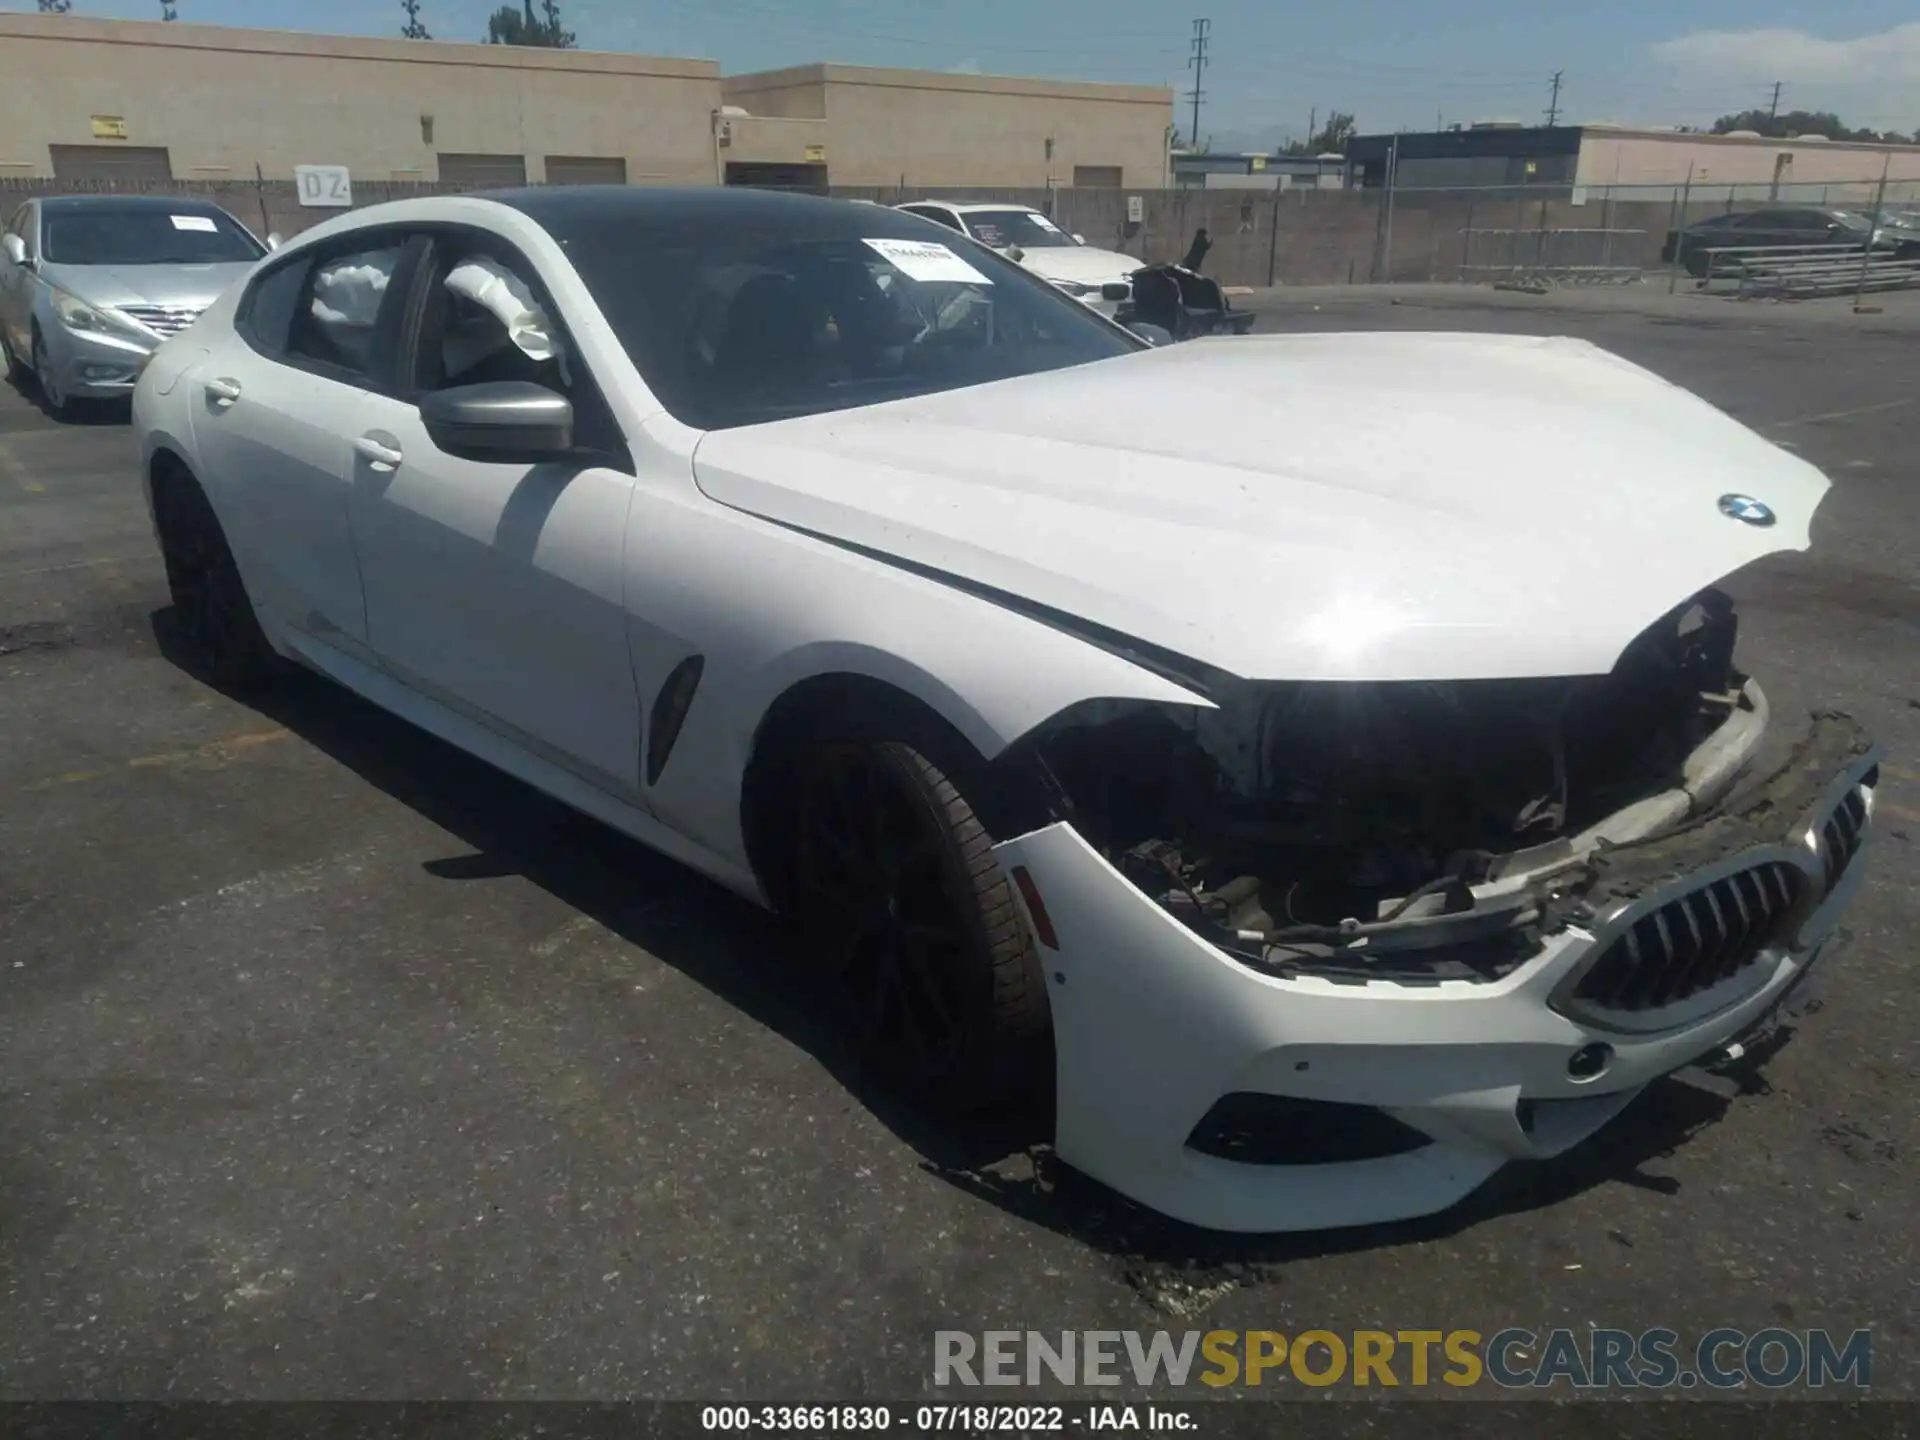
[188,230,423,656]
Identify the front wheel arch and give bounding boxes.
[741,672,1007,914]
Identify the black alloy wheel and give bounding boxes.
[790,737,1047,1111]
[154,477,278,688]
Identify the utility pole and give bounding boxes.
[1545,70,1563,126]
[1768,81,1784,120]
[1186,19,1211,153]
[1307,107,1317,148]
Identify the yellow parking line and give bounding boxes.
[1883,764,1918,785]
[0,439,44,494]
[1879,800,1920,826]
[24,727,291,791]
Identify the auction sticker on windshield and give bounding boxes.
[864,237,992,284]
[170,215,219,232]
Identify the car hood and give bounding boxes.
[39,261,254,311]
[1013,246,1141,285]
[691,331,1830,684]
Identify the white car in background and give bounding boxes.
[895,200,1137,314]
[132,186,1878,1234]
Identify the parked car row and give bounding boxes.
[3,192,1250,423]
[1662,204,1920,277]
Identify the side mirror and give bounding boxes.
[1072,233,1087,245]
[1,234,26,267]
[1005,244,1025,263]
[266,232,285,252]
[1125,321,1174,347]
[420,381,573,461]
[1100,281,1131,301]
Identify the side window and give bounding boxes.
[288,244,407,380]
[237,259,309,356]
[922,208,965,233]
[413,240,624,460]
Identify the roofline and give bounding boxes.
[36,193,241,208]
[725,62,1171,105]
[1350,122,1920,154]
[901,200,1046,213]
[0,12,719,80]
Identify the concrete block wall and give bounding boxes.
[0,176,1820,289]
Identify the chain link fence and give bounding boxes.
[8,172,1919,294]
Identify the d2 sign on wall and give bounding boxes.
[295,164,354,208]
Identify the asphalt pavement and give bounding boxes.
[1,285,1916,1402]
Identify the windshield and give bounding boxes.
[42,206,265,266]
[550,210,1137,431]
[959,210,1081,249]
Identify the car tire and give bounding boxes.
[1,329,26,388]
[153,471,280,689]
[787,735,1051,1116]
[30,327,76,421]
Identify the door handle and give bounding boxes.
[353,435,404,470]
[204,376,242,405]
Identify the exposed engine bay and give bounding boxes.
[1003,588,1787,981]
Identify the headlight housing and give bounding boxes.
[49,289,156,345]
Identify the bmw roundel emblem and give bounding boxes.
[1717,494,1776,527]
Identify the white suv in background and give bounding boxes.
[895,201,1136,314]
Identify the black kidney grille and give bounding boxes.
[1821,788,1869,891]
[1573,861,1802,1014]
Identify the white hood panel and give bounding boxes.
[692,332,1829,683]
[1015,246,1140,286]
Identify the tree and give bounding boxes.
[1710,108,1907,144]
[1282,111,1356,156]
[401,0,430,39]
[37,0,73,12]
[161,0,178,18]
[485,0,574,47]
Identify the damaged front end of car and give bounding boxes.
[984,588,1881,1233]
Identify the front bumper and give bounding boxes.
[40,322,155,397]
[993,718,1880,1234]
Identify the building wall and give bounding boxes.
[720,68,829,120]
[0,13,721,185]
[1576,129,1920,195]
[728,64,1171,189]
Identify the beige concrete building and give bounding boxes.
[0,12,721,186]
[0,14,1172,192]
[721,64,1172,189]
[1574,127,1920,201]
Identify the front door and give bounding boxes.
[347,229,646,801]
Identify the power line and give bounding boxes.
[1186,18,1210,149]
[1545,69,1563,126]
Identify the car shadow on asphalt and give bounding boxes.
[152,607,1795,1292]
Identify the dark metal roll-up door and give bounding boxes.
[49,145,174,182]
[436,153,529,187]
[544,156,627,186]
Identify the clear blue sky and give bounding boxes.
[26,0,1920,142]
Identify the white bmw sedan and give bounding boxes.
[134,187,1879,1233]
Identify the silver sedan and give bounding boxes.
[1,194,268,418]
